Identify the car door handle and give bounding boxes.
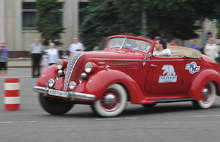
[151,64,157,67]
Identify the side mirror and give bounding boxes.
[148,52,152,58]
[145,52,152,60]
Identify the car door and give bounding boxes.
[145,56,186,94]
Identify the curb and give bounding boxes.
[8,65,43,68]
[8,66,32,68]
[8,59,43,68]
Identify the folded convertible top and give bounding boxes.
[167,46,202,59]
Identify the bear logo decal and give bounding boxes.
[162,65,176,76]
[159,65,177,83]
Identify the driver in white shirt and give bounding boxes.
[153,39,171,57]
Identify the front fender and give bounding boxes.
[186,69,220,100]
[37,65,58,87]
[82,69,145,103]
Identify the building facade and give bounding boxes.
[0,0,217,56]
[0,0,88,55]
[177,19,217,50]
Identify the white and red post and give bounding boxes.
[4,78,20,110]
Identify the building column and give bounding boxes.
[15,0,22,50]
[64,0,79,48]
[0,0,5,41]
[5,0,15,50]
[204,19,217,39]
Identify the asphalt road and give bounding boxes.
[0,68,220,142]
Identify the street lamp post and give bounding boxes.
[141,11,147,37]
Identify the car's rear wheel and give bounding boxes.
[39,94,74,115]
[91,84,127,117]
[193,82,216,109]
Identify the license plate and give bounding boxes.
[48,89,69,98]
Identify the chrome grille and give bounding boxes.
[64,52,84,91]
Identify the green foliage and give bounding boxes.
[79,0,141,50]
[35,0,65,46]
[80,0,220,48]
[113,0,205,41]
[113,0,220,41]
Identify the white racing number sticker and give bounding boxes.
[159,65,177,83]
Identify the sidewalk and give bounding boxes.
[7,59,43,68]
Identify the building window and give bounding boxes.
[194,20,202,27]
[79,2,89,26]
[22,2,36,29]
[22,2,63,29]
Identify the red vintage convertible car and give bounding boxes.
[33,35,220,117]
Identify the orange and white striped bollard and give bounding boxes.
[4,78,20,110]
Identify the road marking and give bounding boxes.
[193,115,220,118]
[0,121,36,124]
[0,76,32,79]
[96,117,138,121]
[8,71,16,72]
[0,121,15,124]
[22,121,36,123]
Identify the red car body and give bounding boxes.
[33,35,220,117]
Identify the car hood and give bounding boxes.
[83,50,146,60]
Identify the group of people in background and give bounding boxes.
[165,29,220,62]
[167,38,201,53]
[203,30,220,61]
[30,37,84,78]
[30,30,220,78]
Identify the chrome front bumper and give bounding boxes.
[33,86,96,101]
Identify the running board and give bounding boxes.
[149,98,195,103]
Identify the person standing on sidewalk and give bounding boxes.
[188,39,201,52]
[30,39,43,78]
[68,37,84,56]
[42,50,49,70]
[48,43,59,66]
[60,50,68,61]
[168,40,178,46]
[204,38,219,60]
[0,41,10,77]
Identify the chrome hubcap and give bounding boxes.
[104,94,116,106]
[202,88,209,99]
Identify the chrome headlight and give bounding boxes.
[48,79,55,88]
[56,59,63,70]
[84,62,92,73]
[69,81,76,90]
[58,70,64,76]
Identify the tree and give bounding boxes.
[113,0,220,40]
[80,0,220,48]
[35,0,65,46]
[113,0,208,41]
[79,0,141,50]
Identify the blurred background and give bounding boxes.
[1,0,220,57]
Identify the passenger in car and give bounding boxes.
[153,39,171,57]
[133,40,150,53]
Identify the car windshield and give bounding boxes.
[106,37,151,53]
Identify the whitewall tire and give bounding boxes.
[193,82,216,109]
[91,84,127,117]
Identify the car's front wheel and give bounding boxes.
[91,84,127,117]
[193,81,216,109]
[39,94,74,115]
